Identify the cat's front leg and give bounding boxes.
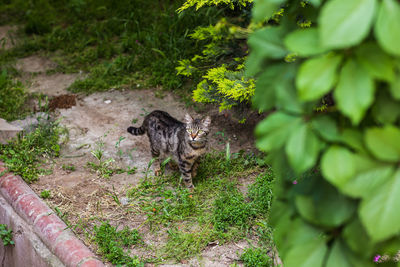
[191,160,199,178]
[178,161,194,189]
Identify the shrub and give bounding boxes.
[249,0,400,265]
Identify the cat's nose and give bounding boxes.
[191,133,197,140]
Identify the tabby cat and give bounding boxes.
[127,110,211,189]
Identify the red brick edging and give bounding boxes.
[0,161,104,267]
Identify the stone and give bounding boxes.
[0,118,23,144]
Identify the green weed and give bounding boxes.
[0,224,14,246]
[40,189,51,199]
[87,159,115,179]
[0,119,61,183]
[92,221,143,266]
[61,164,76,172]
[0,70,28,121]
[240,247,272,267]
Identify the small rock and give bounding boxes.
[0,118,23,144]
[120,197,129,205]
[104,100,111,104]
[10,112,49,133]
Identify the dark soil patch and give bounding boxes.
[48,94,77,111]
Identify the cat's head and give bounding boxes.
[184,113,211,142]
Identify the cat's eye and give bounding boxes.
[187,129,192,133]
[198,130,204,134]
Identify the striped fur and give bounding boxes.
[127,110,211,188]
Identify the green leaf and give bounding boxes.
[253,63,301,113]
[270,201,294,257]
[365,126,400,162]
[266,148,296,184]
[372,90,400,124]
[308,0,321,7]
[273,63,303,114]
[275,78,303,114]
[359,169,400,242]
[296,53,342,101]
[284,28,327,57]
[375,0,400,56]
[321,146,355,187]
[295,186,356,228]
[278,218,324,259]
[253,0,286,22]
[339,129,366,153]
[285,123,321,173]
[326,239,374,267]
[334,59,375,125]
[340,154,394,198]
[284,238,327,267]
[248,27,287,60]
[343,217,374,256]
[245,50,265,77]
[311,115,340,142]
[356,42,395,82]
[255,112,302,152]
[252,66,278,111]
[389,74,400,100]
[319,0,376,49]
[326,240,352,267]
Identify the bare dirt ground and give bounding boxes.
[5,47,264,266]
[0,25,18,50]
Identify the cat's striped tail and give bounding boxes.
[127,125,145,135]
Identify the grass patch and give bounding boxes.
[93,221,143,266]
[240,247,272,267]
[0,70,29,121]
[126,151,275,261]
[164,227,219,261]
[0,117,62,183]
[213,187,257,232]
[0,0,221,93]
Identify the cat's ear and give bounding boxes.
[184,113,193,124]
[202,116,211,128]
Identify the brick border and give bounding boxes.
[0,161,104,267]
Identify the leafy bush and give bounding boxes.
[249,0,400,265]
[177,1,254,114]
[240,247,272,267]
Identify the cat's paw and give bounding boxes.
[186,184,195,191]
